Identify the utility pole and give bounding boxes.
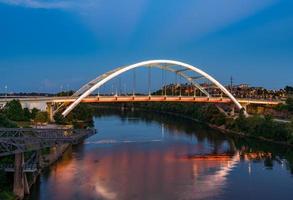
[5,85,8,101]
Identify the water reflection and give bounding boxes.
[28,109,293,200]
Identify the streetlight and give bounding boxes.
[4,85,7,101]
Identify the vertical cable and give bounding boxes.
[164,70,167,96]
[179,76,182,97]
[161,67,164,96]
[133,69,136,96]
[148,66,151,96]
[118,77,121,96]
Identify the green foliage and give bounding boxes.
[285,86,293,94]
[0,170,15,200]
[0,191,16,200]
[229,113,292,142]
[3,100,24,121]
[70,103,93,122]
[23,108,31,121]
[54,104,94,128]
[0,113,18,128]
[286,97,293,112]
[31,108,39,119]
[34,111,49,123]
[54,112,67,125]
[122,102,293,144]
[56,90,75,97]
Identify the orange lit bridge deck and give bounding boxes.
[49,96,283,106]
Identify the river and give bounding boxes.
[27,110,293,200]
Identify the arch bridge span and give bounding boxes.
[61,60,247,117]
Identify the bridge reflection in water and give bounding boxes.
[28,112,293,200]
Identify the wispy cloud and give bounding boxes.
[0,0,72,9]
[146,0,279,48]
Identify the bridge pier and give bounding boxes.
[46,102,55,122]
[13,153,30,199]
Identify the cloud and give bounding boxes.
[0,0,72,9]
[146,0,279,48]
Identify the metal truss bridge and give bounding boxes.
[0,128,96,157]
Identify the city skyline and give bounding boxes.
[0,0,292,92]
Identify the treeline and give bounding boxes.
[285,86,293,95]
[0,100,49,128]
[106,102,293,145]
[276,97,293,113]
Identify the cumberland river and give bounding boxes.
[28,110,293,200]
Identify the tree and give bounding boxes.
[286,97,293,112]
[3,100,24,121]
[0,114,17,128]
[53,112,67,125]
[56,90,75,97]
[71,104,93,121]
[34,111,49,124]
[31,108,39,119]
[285,86,293,94]
[23,108,31,121]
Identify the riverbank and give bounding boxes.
[0,144,70,200]
[26,144,71,197]
[92,103,293,147]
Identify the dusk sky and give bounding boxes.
[0,0,292,93]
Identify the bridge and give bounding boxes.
[0,59,285,198]
[0,60,284,120]
[0,128,96,157]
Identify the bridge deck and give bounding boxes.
[0,95,282,105]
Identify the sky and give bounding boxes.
[0,0,292,93]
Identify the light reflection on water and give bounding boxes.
[28,112,293,200]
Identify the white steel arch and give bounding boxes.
[62,60,246,116]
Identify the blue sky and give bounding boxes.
[0,0,292,93]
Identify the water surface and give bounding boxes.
[28,111,293,200]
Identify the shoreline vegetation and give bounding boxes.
[91,101,293,147]
[0,100,92,200]
[0,100,94,129]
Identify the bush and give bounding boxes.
[23,108,31,121]
[0,114,18,128]
[34,111,49,124]
[286,98,293,112]
[54,112,67,125]
[3,100,24,121]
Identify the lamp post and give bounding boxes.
[5,85,8,102]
